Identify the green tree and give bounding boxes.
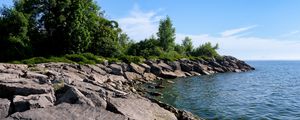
[182,36,193,55]
[157,16,176,51]
[191,42,220,58]
[0,7,31,61]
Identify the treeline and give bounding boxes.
[0,0,220,63]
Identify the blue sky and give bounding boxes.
[1,0,300,60]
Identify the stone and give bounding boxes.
[0,78,54,98]
[143,73,157,81]
[129,63,145,74]
[0,73,19,80]
[158,61,173,71]
[13,93,54,112]
[107,95,177,120]
[124,72,143,81]
[57,86,95,107]
[180,62,193,72]
[86,64,107,75]
[160,71,178,79]
[96,64,113,73]
[88,73,108,84]
[7,103,127,120]
[108,75,127,82]
[167,61,181,70]
[109,64,123,75]
[174,70,186,77]
[148,63,162,76]
[0,98,11,119]
[62,71,84,82]
[23,71,49,84]
[189,71,201,76]
[138,63,151,73]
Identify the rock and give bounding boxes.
[88,73,108,84]
[108,75,127,82]
[124,72,143,81]
[148,63,163,75]
[57,86,95,107]
[149,91,163,96]
[0,73,19,80]
[167,61,181,70]
[7,103,127,120]
[143,73,157,81]
[167,80,175,84]
[23,71,49,84]
[86,65,107,75]
[96,64,112,73]
[62,71,84,83]
[78,65,92,74]
[107,95,177,120]
[180,62,193,72]
[0,98,11,119]
[160,71,178,79]
[0,69,23,76]
[109,64,123,75]
[138,63,151,73]
[174,70,186,77]
[0,78,54,98]
[129,63,145,74]
[158,61,174,71]
[78,88,107,108]
[13,93,54,112]
[189,71,201,76]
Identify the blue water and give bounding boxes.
[155,61,300,120]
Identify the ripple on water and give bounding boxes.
[156,61,300,120]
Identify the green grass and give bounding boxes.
[10,53,221,64]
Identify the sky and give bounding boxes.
[1,0,300,60]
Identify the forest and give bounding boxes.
[0,0,220,64]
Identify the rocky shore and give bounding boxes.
[0,56,254,120]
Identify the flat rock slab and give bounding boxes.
[108,95,177,120]
[0,78,54,97]
[6,103,127,120]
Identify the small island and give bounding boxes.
[0,1,254,120]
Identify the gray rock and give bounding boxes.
[13,93,54,112]
[107,95,177,120]
[138,63,151,73]
[158,61,174,71]
[129,63,145,74]
[0,73,19,80]
[143,73,157,81]
[88,73,108,84]
[160,71,178,79]
[0,78,54,97]
[109,64,123,75]
[86,64,107,75]
[7,103,127,120]
[0,98,11,119]
[108,75,127,82]
[23,71,49,84]
[57,86,95,107]
[124,72,143,81]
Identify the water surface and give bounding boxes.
[155,61,300,120]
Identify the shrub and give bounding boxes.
[191,42,220,58]
[119,55,145,63]
[65,54,95,64]
[159,51,183,61]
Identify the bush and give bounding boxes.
[159,51,184,61]
[119,55,145,63]
[191,42,220,58]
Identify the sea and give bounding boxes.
[153,61,300,120]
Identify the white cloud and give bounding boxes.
[117,4,163,41]
[220,25,257,37]
[117,6,300,60]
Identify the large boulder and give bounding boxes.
[109,64,123,75]
[167,61,181,70]
[57,86,95,107]
[13,93,55,112]
[0,98,11,119]
[88,73,108,84]
[0,73,19,80]
[129,63,145,74]
[138,63,151,73]
[143,73,157,81]
[158,61,173,71]
[0,78,54,98]
[107,95,177,120]
[86,65,107,75]
[124,72,143,81]
[23,71,49,84]
[108,75,127,82]
[7,103,127,120]
[160,71,178,79]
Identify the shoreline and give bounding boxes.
[0,56,254,120]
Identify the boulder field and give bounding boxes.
[0,56,254,120]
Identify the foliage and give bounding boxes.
[118,55,145,63]
[159,51,183,61]
[127,37,163,57]
[157,16,176,52]
[191,42,220,58]
[182,37,193,55]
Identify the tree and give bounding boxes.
[191,42,220,58]
[0,7,31,61]
[182,36,193,55]
[157,16,176,51]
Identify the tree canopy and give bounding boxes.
[0,0,221,62]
